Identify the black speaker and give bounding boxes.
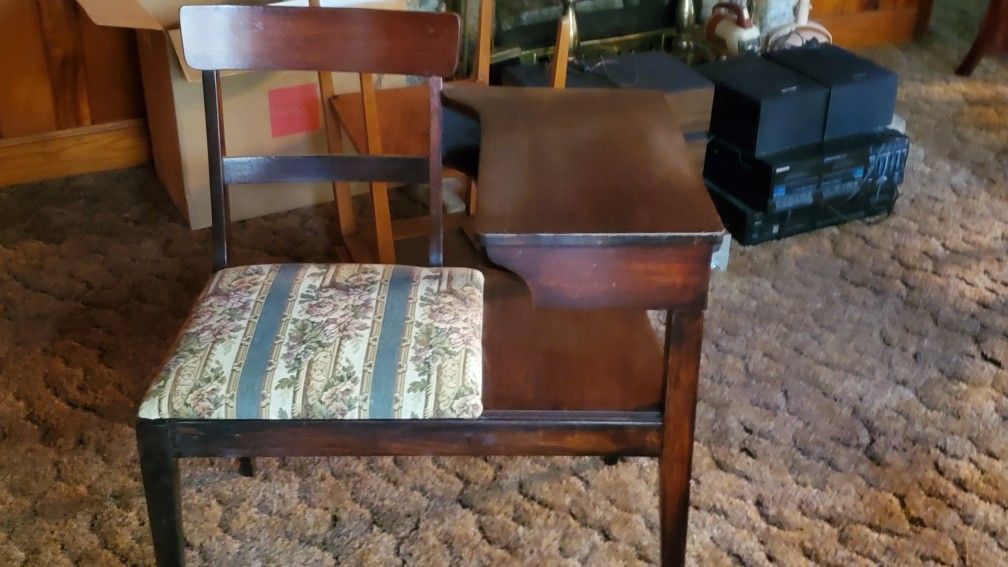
[695,55,829,156]
[767,44,898,141]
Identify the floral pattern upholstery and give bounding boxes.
[139,264,484,420]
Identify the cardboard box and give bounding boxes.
[76,0,406,229]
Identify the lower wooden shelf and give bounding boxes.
[392,226,668,413]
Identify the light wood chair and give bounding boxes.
[548,0,579,88]
[330,0,494,263]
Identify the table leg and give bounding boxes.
[957,0,1008,76]
[659,311,704,566]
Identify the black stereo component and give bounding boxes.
[695,54,829,156]
[707,181,898,245]
[704,129,908,212]
[704,138,820,213]
[704,129,909,245]
[767,44,898,141]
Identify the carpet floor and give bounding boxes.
[1,1,1006,565]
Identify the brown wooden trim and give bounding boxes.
[0,118,150,187]
[157,410,663,458]
[816,8,920,47]
[484,242,715,309]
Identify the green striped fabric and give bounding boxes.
[139,264,484,420]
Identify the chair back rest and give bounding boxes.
[178,5,461,270]
[181,5,460,76]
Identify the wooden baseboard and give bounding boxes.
[0,119,150,187]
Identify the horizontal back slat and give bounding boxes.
[179,5,461,77]
[222,155,429,185]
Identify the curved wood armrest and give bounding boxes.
[485,240,717,310]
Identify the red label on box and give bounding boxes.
[267,83,320,137]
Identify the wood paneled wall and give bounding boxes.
[0,0,144,140]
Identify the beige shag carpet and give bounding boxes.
[1,2,1006,565]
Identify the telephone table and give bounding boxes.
[436,85,725,565]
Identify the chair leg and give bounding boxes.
[956,0,1008,76]
[238,457,255,477]
[957,26,997,76]
[137,421,185,567]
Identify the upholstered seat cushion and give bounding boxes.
[139,264,484,420]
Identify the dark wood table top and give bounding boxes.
[393,86,724,409]
[443,84,724,248]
